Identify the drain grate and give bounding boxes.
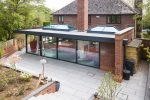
[87,72,96,77]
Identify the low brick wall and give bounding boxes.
[22,81,57,100]
[35,82,56,96]
[1,39,17,57]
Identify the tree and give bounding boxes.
[0,0,52,41]
[140,0,150,29]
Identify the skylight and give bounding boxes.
[43,24,75,31]
[87,26,119,34]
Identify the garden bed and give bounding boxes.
[0,66,42,100]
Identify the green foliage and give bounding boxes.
[98,72,121,100]
[19,72,32,82]
[0,48,4,58]
[144,47,150,62]
[18,84,25,95]
[142,32,150,39]
[43,22,50,26]
[141,1,150,29]
[0,0,52,41]
[0,72,8,91]
[0,42,4,58]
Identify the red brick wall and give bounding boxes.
[100,43,115,72]
[53,15,135,30]
[36,83,56,96]
[115,28,135,75]
[121,15,135,30]
[77,0,88,31]
[53,15,77,27]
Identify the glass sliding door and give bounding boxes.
[58,38,76,62]
[42,36,57,58]
[77,40,99,68]
[27,35,40,55]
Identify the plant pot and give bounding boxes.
[30,40,37,53]
[123,70,130,80]
[55,81,60,91]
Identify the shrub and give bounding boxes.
[144,47,150,61]
[19,72,32,82]
[18,85,25,96]
[98,72,121,100]
[0,73,8,91]
[0,48,4,58]
[43,22,50,26]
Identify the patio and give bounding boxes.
[2,49,149,100]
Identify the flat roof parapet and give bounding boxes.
[115,27,134,35]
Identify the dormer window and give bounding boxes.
[58,16,64,23]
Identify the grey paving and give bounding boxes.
[1,50,149,100]
[145,64,150,100]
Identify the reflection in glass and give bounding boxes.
[27,35,39,55]
[58,38,76,62]
[42,37,57,58]
[77,40,99,68]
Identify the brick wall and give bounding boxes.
[77,0,88,31]
[100,42,115,72]
[115,27,135,75]
[2,39,18,57]
[53,15,135,30]
[53,15,77,27]
[36,83,56,96]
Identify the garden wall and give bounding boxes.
[0,38,25,58]
[2,39,17,57]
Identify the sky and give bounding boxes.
[44,0,74,11]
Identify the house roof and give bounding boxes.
[53,0,137,15]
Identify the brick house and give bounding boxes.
[53,0,142,34]
[16,0,137,79]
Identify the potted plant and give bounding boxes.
[30,36,37,53]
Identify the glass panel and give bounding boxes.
[58,38,76,62]
[111,16,116,24]
[42,36,57,58]
[27,35,40,55]
[77,40,99,68]
[107,16,111,24]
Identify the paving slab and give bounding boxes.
[1,50,149,100]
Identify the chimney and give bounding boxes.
[77,0,88,31]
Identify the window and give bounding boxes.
[58,16,64,23]
[77,40,99,67]
[27,35,40,55]
[42,36,57,58]
[58,38,76,62]
[88,15,91,25]
[107,15,121,24]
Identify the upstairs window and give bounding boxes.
[58,16,64,23]
[88,15,92,25]
[107,15,121,24]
